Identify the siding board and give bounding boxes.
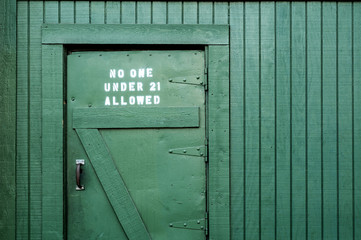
[275,2,292,239]
[260,3,275,239]
[337,3,353,239]
[306,2,322,239]
[291,3,307,239]
[354,3,361,240]
[229,2,244,240]
[322,3,338,239]
[29,2,44,239]
[16,2,29,239]
[244,3,260,239]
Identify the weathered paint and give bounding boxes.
[3,1,360,240]
[0,0,16,238]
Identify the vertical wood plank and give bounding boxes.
[60,1,74,24]
[41,44,64,240]
[337,3,353,239]
[0,0,16,238]
[167,2,182,24]
[260,2,275,240]
[105,1,121,24]
[322,3,338,239]
[229,2,244,240]
[353,3,361,239]
[75,1,90,24]
[208,45,230,240]
[45,1,59,24]
[152,1,167,24]
[183,2,197,24]
[306,2,322,239]
[244,3,260,240]
[137,1,151,24]
[29,2,44,239]
[90,1,105,24]
[291,3,307,239]
[214,2,228,25]
[16,2,29,239]
[198,2,212,24]
[275,2,291,239]
[121,1,136,24]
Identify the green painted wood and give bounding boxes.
[76,128,151,240]
[183,2,197,24]
[16,2,29,239]
[291,3,307,239]
[137,1,151,24]
[338,3,353,239]
[354,4,361,239]
[152,1,167,24]
[208,45,230,240]
[229,3,244,240]
[322,3,338,239]
[60,1,74,23]
[167,2,182,24]
[41,44,64,240]
[73,107,200,129]
[42,24,229,45]
[260,2,275,240]
[90,1,105,24]
[0,0,16,238]
[198,2,213,24]
[275,2,291,239]
[29,2,44,239]
[214,2,228,25]
[75,1,89,24]
[44,1,59,24]
[306,2,322,239]
[106,1,121,24]
[121,1,136,24]
[244,3,260,239]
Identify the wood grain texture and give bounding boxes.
[76,129,151,240]
[306,2,322,239]
[337,3,353,239]
[244,3,260,239]
[291,3,307,239]
[0,0,16,238]
[41,44,64,240]
[29,2,44,239]
[16,2,29,239]
[208,45,230,240]
[229,2,244,240]
[260,3,275,239]
[151,1,166,24]
[73,107,200,129]
[322,3,338,239]
[42,24,229,45]
[275,3,291,239]
[353,4,361,239]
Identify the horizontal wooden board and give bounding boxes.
[42,24,229,45]
[73,107,200,129]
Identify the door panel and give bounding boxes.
[67,50,206,239]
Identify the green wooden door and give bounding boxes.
[66,50,207,240]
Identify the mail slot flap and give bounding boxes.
[73,107,200,129]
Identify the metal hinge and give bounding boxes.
[169,218,206,231]
[168,75,205,86]
[169,145,207,157]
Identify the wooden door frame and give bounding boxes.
[41,24,230,239]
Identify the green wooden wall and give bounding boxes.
[14,1,361,239]
[0,0,16,238]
